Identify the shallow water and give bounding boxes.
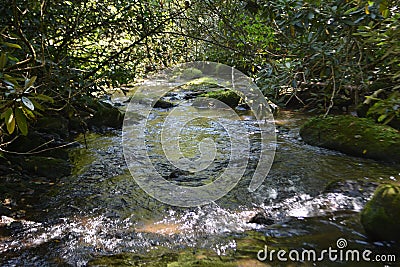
[1,93,399,266]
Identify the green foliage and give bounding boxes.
[183,0,397,113]
[367,92,400,125]
[0,0,195,140]
[355,11,400,89]
[0,0,398,145]
[184,0,275,70]
[0,35,52,136]
[253,0,395,110]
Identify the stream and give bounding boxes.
[1,87,400,266]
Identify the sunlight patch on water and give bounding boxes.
[135,221,182,235]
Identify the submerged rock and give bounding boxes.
[248,212,274,225]
[299,115,400,163]
[360,183,400,242]
[323,179,378,199]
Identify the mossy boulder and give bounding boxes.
[187,77,218,86]
[360,184,400,242]
[73,96,124,130]
[178,77,221,92]
[181,67,203,79]
[299,115,400,163]
[200,89,241,108]
[86,100,124,129]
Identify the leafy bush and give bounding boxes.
[0,0,199,141]
[0,36,54,136]
[367,92,400,125]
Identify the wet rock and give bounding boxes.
[248,212,274,225]
[86,100,124,129]
[67,116,85,134]
[18,156,71,179]
[200,89,241,108]
[154,99,175,109]
[191,98,216,108]
[269,102,280,116]
[165,169,191,179]
[7,220,23,231]
[235,103,250,110]
[299,115,400,163]
[35,116,69,138]
[0,205,12,216]
[183,91,205,100]
[360,184,400,242]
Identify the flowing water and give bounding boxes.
[1,90,400,266]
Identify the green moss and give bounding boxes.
[187,77,218,86]
[299,115,400,163]
[178,78,223,92]
[88,248,246,267]
[182,67,203,79]
[360,184,400,241]
[200,89,241,108]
